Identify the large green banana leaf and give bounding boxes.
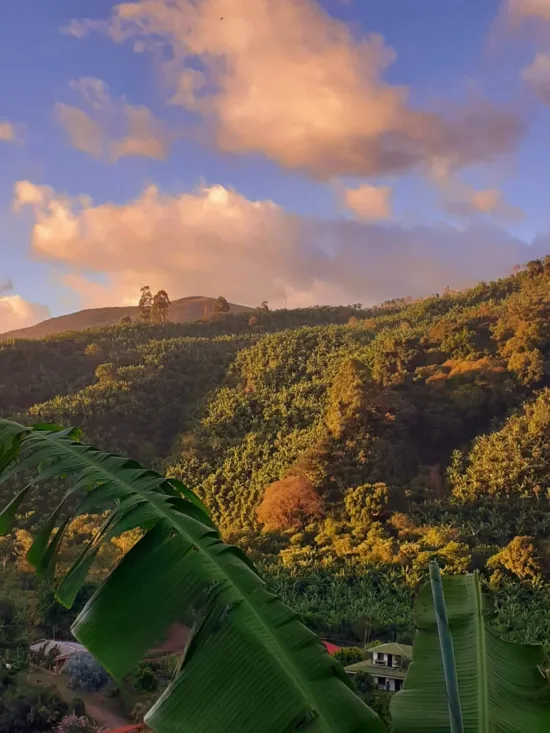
[0,419,384,733]
[390,568,550,733]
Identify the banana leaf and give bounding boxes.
[390,568,550,733]
[0,418,384,733]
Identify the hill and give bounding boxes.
[0,295,252,341]
[1,256,550,651]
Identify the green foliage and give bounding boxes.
[333,646,363,666]
[0,419,384,733]
[0,676,68,733]
[344,483,391,524]
[1,265,550,727]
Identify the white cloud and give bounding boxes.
[55,77,171,160]
[0,295,50,333]
[13,178,545,310]
[66,0,524,179]
[343,184,392,221]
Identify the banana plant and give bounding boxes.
[0,418,384,733]
[391,562,550,733]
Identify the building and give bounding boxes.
[344,642,412,692]
[29,639,87,674]
[321,640,341,655]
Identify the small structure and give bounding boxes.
[29,639,87,674]
[321,640,341,655]
[345,642,412,692]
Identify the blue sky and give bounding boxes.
[1,0,550,331]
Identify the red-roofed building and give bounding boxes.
[322,640,341,655]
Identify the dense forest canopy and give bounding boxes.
[1,258,550,663]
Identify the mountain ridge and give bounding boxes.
[0,295,252,341]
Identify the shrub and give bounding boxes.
[0,683,68,733]
[333,646,363,666]
[135,662,159,692]
[94,363,118,383]
[62,653,110,693]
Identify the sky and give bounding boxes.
[1,0,550,332]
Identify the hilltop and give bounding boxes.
[0,295,251,341]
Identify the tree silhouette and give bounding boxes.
[138,286,153,323]
[152,289,171,324]
[214,296,230,314]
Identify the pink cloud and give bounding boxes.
[0,295,50,333]
[55,77,171,160]
[66,0,524,179]
[342,184,392,221]
[13,179,545,311]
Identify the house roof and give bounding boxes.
[29,639,87,659]
[344,660,407,679]
[322,641,341,655]
[368,643,413,658]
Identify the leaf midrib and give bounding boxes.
[27,429,352,733]
[474,571,489,733]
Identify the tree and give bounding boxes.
[487,536,544,584]
[333,647,363,666]
[256,475,324,531]
[0,681,67,733]
[344,483,391,525]
[62,653,110,693]
[138,286,153,323]
[214,296,230,314]
[260,301,269,311]
[152,290,171,324]
[118,315,132,326]
[94,363,118,383]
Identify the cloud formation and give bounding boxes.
[343,184,392,220]
[0,295,50,333]
[523,52,550,103]
[55,77,171,160]
[0,121,16,143]
[442,185,523,221]
[65,0,524,180]
[13,179,545,311]
[508,0,550,19]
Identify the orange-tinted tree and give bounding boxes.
[256,476,324,531]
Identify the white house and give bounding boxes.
[345,642,412,692]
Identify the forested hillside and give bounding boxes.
[1,258,550,659]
